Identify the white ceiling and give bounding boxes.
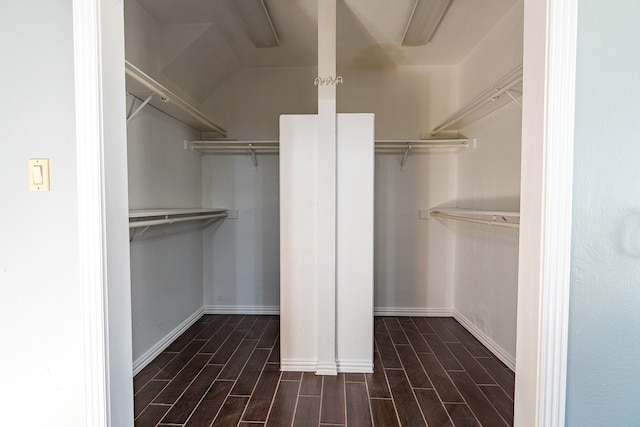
[133,0,518,100]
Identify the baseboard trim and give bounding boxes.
[452,310,516,371]
[374,307,453,317]
[204,305,280,315]
[281,359,318,372]
[132,307,205,375]
[337,360,374,373]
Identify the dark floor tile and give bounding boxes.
[243,363,281,422]
[427,318,459,343]
[246,316,271,340]
[320,374,346,425]
[411,317,436,335]
[479,385,514,425]
[395,344,433,389]
[258,318,280,348]
[134,404,170,427]
[293,396,321,427]
[416,352,463,403]
[210,330,248,364]
[160,364,222,424]
[200,323,235,354]
[414,388,454,427]
[374,317,386,335]
[448,371,508,427]
[398,318,431,353]
[266,380,300,426]
[154,354,211,404]
[345,382,372,427]
[441,319,491,358]
[232,348,271,396]
[239,423,266,427]
[445,403,481,427]
[268,337,280,363]
[446,343,495,385]
[212,396,250,427]
[376,332,401,369]
[423,334,463,371]
[184,380,233,427]
[134,379,169,418]
[195,314,231,340]
[366,350,391,399]
[344,373,365,383]
[219,339,258,380]
[281,371,303,381]
[155,339,208,380]
[383,317,409,345]
[300,372,323,396]
[133,352,177,393]
[370,399,399,427]
[237,315,259,331]
[385,369,426,426]
[477,357,515,400]
[165,320,210,353]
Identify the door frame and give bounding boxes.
[74,0,579,425]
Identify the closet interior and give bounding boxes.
[125,0,524,375]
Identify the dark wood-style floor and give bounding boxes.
[133,315,514,426]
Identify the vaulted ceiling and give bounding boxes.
[129,0,518,101]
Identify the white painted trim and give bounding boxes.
[204,305,280,315]
[72,0,108,426]
[281,359,318,372]
[336,360,374,373]
[374,307,453,317]
[453,310,515,371]
[538,0,578,425]
[516,0,578,425]
[132,308,205,375]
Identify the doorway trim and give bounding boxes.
[515,0,578,425]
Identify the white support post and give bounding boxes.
[315,0,338,376]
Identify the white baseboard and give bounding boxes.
[337,360,374,373]
[281,359,318,372]
[374,307,453,317]
[132,307,205,375]
[452,310,516,371]
[204,305,280,315]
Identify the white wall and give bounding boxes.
[200,66,458,314]
[127,97,207,364]
[452,0,523,366]
[0,0,132,425]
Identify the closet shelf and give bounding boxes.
[185,138,474,168]
[125,61,227,136]
[430,208,520,229]
[431,65,523,135]
[129,208,228,229]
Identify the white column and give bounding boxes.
[315,0,338,375]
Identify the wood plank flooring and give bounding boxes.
[134,315,514,426]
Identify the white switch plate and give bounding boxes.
[29,158,50,191]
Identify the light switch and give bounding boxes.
[29,158,50,191]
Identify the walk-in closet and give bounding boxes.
[125,0,523,425]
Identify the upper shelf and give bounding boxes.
[431,65,523,135]
[430,207,520,229]
[125,61,227,136]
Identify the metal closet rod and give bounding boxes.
[430,210,520,229]
[187,138,472,152]
[129,212,228,229]
[431,65,523,135]
[125,60,227,136]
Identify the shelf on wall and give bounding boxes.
[125,61,227,136]
[128,209,228,242]
[431,65,523,135]
[430,207,520,229]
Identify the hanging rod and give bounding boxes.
[430,208,520,229]
[431,65,523,135]
[125,61,227,136]
[129,208,228,229]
